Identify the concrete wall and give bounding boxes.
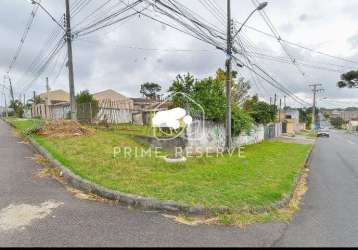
[185,120,266,152]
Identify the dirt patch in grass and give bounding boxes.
[37,120,95,138]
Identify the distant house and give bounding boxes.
[330,110,358,121]
[94,89,134,109]
[348,120,358,132]
[279,108,305,134]
[39,89,70,105]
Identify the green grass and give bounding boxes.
[9,118,311,211]
[4,117,42,134]
[296,129,317,139]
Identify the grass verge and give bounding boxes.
[7,118,312,224]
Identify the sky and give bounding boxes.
[1,0,358,109]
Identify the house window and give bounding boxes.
[285,115,292,119]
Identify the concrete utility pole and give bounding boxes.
[225,0,233,150]
[28,0,77,119]
[284,95,286,108]
[279,98,282,122]
[222,1,267,150]
[309,84,324,130]
[6,75,15,104]
[46,77,51,105]
[65,0,77,120]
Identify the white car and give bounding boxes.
[317,129,330,138]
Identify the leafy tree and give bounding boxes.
[215,68,250,104]
[232,105,253,135]
[243,95,276,124]
[140,82,162,100]
[192,77,226,121]
[337,70,358,88]
[323,112,330,120]
[299,107,320,129]
[168,73,195,108]
[76,90,99,118]
[28,95,44,105]
[9,100,24,118]
[168,70,253,136]
[330,117,345,129]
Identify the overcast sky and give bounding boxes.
[1,0,358,108]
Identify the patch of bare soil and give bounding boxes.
[36,120,95,138]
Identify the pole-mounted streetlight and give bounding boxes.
[225,1,268,150]
[232,2,268,41]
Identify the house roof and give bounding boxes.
[39,90,70,102]
[93,89,130,101]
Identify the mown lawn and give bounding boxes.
[5,117,42,133]
[9,118,312,211]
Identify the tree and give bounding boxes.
[140,82,162,100]
[168,73,196,109]
[243,95,276,125]
[215,68,250,104]
[330,117,345,129]
[168,70,253,136]
[9,100,24,118]
[76,90,99,119]
[299,107,320,129]
[337,70,358,88]
[28,95,44,105]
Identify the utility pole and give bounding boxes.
[46,77,50,105]
[309,84,324,130]
[225,0,232,150]
[279,98,282,122]
[270,96,272,105]
[29,0,76,119]
[284,95,286,108]
[65,0,77,120]
[7,75,15,104]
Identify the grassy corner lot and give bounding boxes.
[9,118,312,213]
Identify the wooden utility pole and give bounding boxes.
[65,0,77,120]
[225,0,232,150]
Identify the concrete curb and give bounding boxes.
[6,119,315,216]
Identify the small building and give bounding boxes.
[279,108,305,134]
[348,120,358,132]
[94,89,133,109]
[39,89,70,105]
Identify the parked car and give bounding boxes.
[317,128,330,138]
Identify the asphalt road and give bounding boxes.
[0,120,357,247]
[275,129,358,247]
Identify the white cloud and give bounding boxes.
[1,0,358,109]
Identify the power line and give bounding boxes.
[6,3,39,75]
